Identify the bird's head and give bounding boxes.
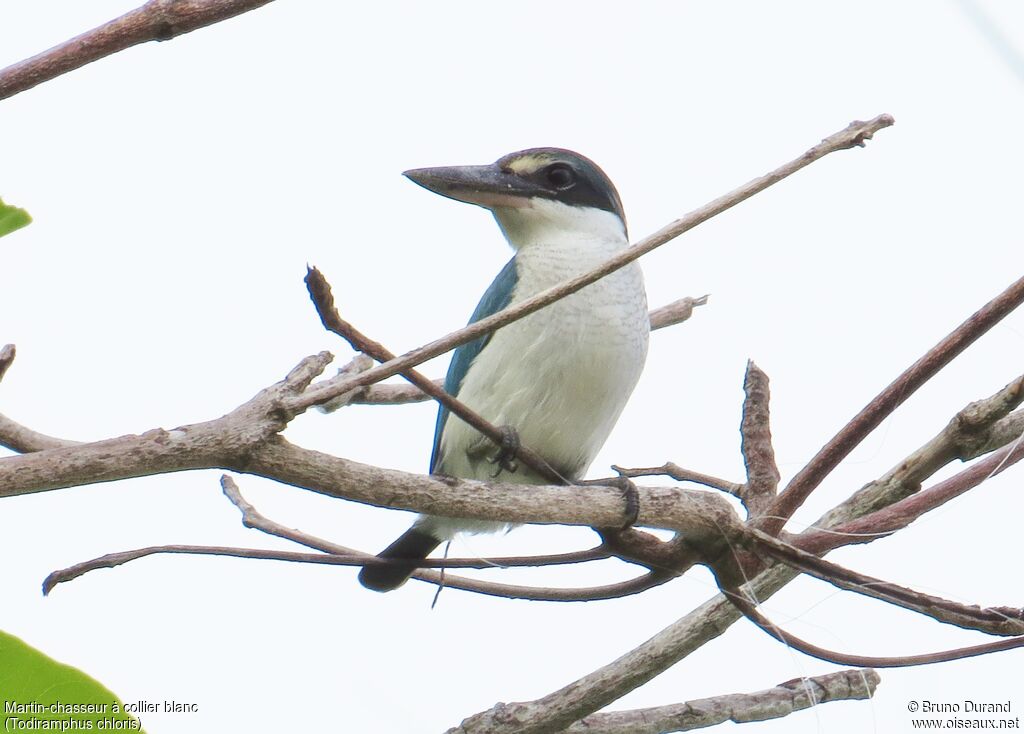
[404,148,627,247]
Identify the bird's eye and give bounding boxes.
[545,164,576,190]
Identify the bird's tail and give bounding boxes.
[358,528,442,592]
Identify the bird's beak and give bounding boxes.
[403,163,539,210]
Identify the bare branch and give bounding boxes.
[0,420,741,541]
[766,279,1024,536]
[0,0,278,100]
[563,669,880,734]
[247,438,742,543]
[739,360,780,517]
[293,116,896,413]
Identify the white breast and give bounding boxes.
[420,202,649,540]
[437,210,648,475]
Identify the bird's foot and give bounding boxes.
[579,475,640,529]
[488,425,520,477]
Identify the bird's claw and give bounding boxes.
[617,476,641,529]
[580,474,640,529]
[488,425,520,477]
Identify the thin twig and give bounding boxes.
[0,0,278,100]
[613,463,743,497]
[292,116,896,414]
[42,543,618,595]
[748,527,1024,636]
[766,276,1024,536]
[721,585,1024,668]
[432,571,675,603]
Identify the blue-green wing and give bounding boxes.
[429,257,518,473]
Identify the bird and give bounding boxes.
[358,148,649,592]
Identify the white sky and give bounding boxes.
[2,1,1023,732]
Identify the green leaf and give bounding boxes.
[0,198,31,237]
[0,629,144,731]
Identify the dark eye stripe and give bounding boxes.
[496,148,626,222]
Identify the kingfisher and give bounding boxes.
[358,148,649,592]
